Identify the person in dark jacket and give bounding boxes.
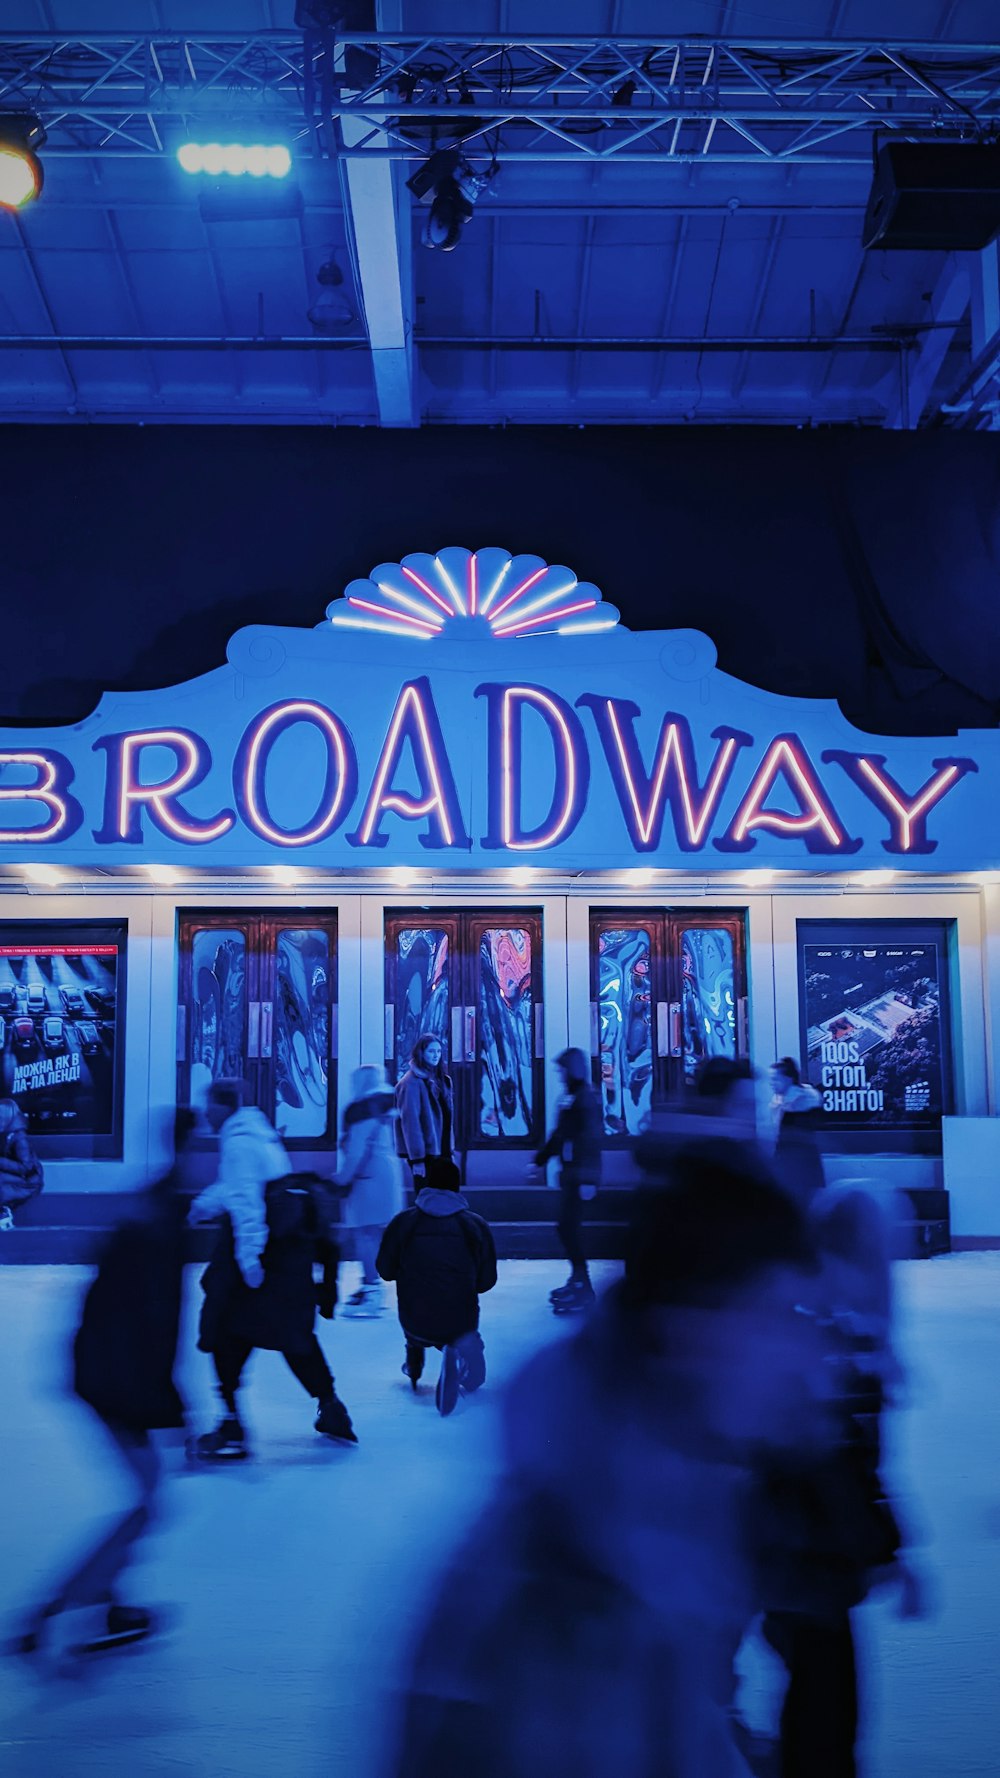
[15,1111,194,1664]
[533,1047,602,1312]
[377,1171,497,1417]
[395,1034,456,1190]
[771,1056,826,1204]
[0,1097,43,1228]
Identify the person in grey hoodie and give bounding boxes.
[377,1170,497,1417]
[189,1080,355,1457]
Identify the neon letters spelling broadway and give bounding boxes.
[0,548,981,864]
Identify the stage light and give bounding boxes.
[177,142,291,179]
[307,257,355,334]
[23,862,61,885]
[407,148,496,253]
[0,115,45,211]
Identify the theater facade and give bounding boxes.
[2,548,998,1240]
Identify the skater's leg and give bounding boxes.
[45,1423,160,1617]
[766,1611,858,1778]
[213,1337,253,1418]
[404,1335,427,1382]
[556,1179,589,1282]
[355,1228,380,1287]
[456,1330,486,1392]
[282,1333,335,1401]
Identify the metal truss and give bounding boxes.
[1,31,1000,164]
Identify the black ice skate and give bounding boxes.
[549,1278,578,1302]
[435,1344,461,1418]
[315,1392,358,1444]
[551,1279,595,1315]
[192,1416,249,1461]
[68,1604,155,1657]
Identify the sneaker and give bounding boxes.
[551,1279,595,1315]
[315,1392,358,1444]
[193,1417,248,1461]
[435,1345,461,1418]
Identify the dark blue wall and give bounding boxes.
[2,425,998,736]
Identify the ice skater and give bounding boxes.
[395,1034,457,1190]
[532,1047,602,1313]
[337,1064,404,1318]
[0,1097,44,1231]
[770,1055,826,1202]
[189,1080,355,1457]
[15,1111,194,1666]
[376,1165,497,1417]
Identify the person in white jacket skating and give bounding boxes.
[189,1083,289,1289]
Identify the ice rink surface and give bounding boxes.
[0,1254,998,1777]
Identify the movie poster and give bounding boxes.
[799,924,951,1132]
[0,928,123,1146]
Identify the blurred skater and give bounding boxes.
[15,1111,194,1664]
[389,1136,827,1777]
[338,1064,404,1318]
[189,1080,354,1457]
[395,1035,456,1191]
[769,1057,825,1203]
[0,1097,44,1231]
[754,1186,918,1778]
[533,1047,602,1313]
[377,1166,497,1417]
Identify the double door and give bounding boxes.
[384,910,544,1183]
[590,910,747,1138]
[177,911,337,1157]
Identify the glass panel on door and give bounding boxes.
[596,926,653,1136]
[679,925,737,1083]
[390,925,452,1080]
[477,926,534,1139]
[274,926,332,1142]
[188,927,247,1106]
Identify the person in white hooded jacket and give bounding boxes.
[188,1080,289,1288]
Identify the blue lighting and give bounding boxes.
[177,143,291,179]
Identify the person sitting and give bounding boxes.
[0,1098,44,1230]
[376,1166,497,1417]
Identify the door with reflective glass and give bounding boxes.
[590,912,747,1139]
[177,912,338,1162]
[384,911,544,1184]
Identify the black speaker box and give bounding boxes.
[862,141,1000,250]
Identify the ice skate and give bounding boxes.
[401,1361,421,1391]
[548,1278,577,1303]
[436,1344,461,1418]
[67,1604,155,1658]
[551,1278,595,1315]
[191,1416,249,1461]
[315,1391,358,1444]
[342,1283,384,1319]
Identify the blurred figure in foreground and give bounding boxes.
[0,1097,44,1230]
[388,1138,826,1777]
[15,1110,194,1665]
[533,1046,603,1314]
[338,1064,404,1319]
[377,1167,497,1416]
[753,1185,920,1778]
[190,1079,353,1456]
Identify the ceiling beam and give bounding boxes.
[335,6,416,427]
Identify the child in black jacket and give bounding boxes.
[377,1173,497,1418]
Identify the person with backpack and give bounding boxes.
[376,1168,497,1417]
[0,1097,44,1231]
[189,1079,354,1458]
[532,1047,603,1314]
[337,1064,405,1318]
[395,1034,455,1190]
[14,1111,194,1666]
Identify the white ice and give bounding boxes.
[0,1254,998,1777]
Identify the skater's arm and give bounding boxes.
[475,1222,498,1294]
[376,1215,403,1282]
[396,1076,426,1165]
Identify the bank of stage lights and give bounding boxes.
[177,143,292,179]
[0,114,46,211]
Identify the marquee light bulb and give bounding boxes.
[23,862,61,885]
[269,865,300,886]
[626,867,656,886]
[508,866,535,887]
[741,869,775,886]
[388,866,417,888]
[855,869,896,886]
[144,863,179,885]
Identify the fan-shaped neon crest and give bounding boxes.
[326,548,620,642]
